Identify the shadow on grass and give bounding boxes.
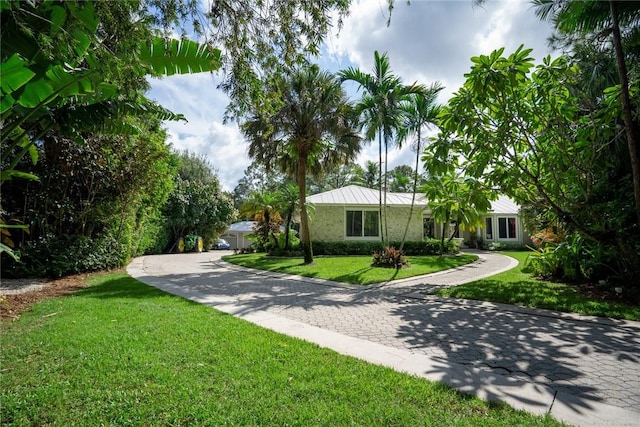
[119,252,640,416]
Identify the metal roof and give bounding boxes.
[306,185,520,214]
[227,221,257,233]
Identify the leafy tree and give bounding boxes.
[243,64,361,263]
[232,161,286,211]
[1,120,179,277]
[434,45,639,284]
[397,87,443,249]
[307,163,366,193]
[163,151,236,250]
[532,0,640,225]
[0,0,221,263]
[340,51,425,244]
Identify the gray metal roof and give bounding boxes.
[227,221,257,232]
[306,185,520,214]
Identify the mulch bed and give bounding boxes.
[0,274,90,321]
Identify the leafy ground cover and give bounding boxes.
[0,272,561,426]
[223,253,477,285]
[437,251,640,321]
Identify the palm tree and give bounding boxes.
[397,85,443,250]
[242,64,361,263]
[362,160,379,189]
[240,190,282,250]
[339,51,425,244]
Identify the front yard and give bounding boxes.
[0,272,561,426]
[223,253,478,285]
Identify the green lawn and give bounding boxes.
[437,251,640,321]
[0,272,562,426]
[222,253,478,285]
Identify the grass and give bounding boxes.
[0,272,562,426]
[437,251,640,321]
[222,253,477,285]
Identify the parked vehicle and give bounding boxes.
[212,238,231,250]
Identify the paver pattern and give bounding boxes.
[138,252,640,414]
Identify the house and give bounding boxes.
[220,221,257,249]
[306,185,528,247]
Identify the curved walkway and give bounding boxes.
[127,251,640,427]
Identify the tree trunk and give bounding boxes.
[298,156,313,264]
[610,0,640,225]
[378,131,384,244]
[383,137,389,245]
[400,128,422,251]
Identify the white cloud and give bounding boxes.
[149,0,557,193]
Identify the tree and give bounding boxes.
[232,161,285,211]
[240,190,283,250]
[307,163,365,193]
[162,151,236,250]
[421,171,493,253]
[362,160,380,189]
[388,165,414,192]
[0,0,221,263]
[532,0,640,224]
[243,64,361,263]
[397,85,443,249]
[339,51,425,244]
[435,45,639,284]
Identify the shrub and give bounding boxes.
[372,246,408,269]
[2,233,125,278]
[184,234,199,251]
[311,239,458,256]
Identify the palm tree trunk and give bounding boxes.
[298,156,313,264]
[383,138,389,245]
[609,0,640,225]
[400,129,422,251]
[378,131,384,245]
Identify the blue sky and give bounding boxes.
[147,0,556,192]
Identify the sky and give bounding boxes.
[147,0,557,192]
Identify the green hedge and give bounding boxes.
[311,239,459,256]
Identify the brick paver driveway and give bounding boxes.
[129,251,640,426]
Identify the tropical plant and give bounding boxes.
[420,170,493,254]
[371,246,408,269]
[532,0,640,224]
[242,64,361,264]
[240,190,283,251]
[396,85,443,250]
[339,51,425,244]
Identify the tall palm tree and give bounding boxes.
[339,51,425,244]
[242,64,361,263]
[397,85,443,249]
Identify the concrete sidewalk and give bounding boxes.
[127,251,640,427]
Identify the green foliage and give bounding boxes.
[1,126,178,277]
[434,45,640,286]
[440,251,640,321]
[243,64,361,263]
[311,239,457,256]
[371,246,407,269]
[2,234,124,278]
[184,234,199,252]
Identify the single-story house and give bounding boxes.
[220,221,257,249]
[306,185,529,247]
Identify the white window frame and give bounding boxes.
[344,208,380,240]
[497,216,518,240]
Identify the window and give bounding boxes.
[346,210,379,238]
[485,217,493,239]
[423,217,435,238]
[498,217,517,239]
